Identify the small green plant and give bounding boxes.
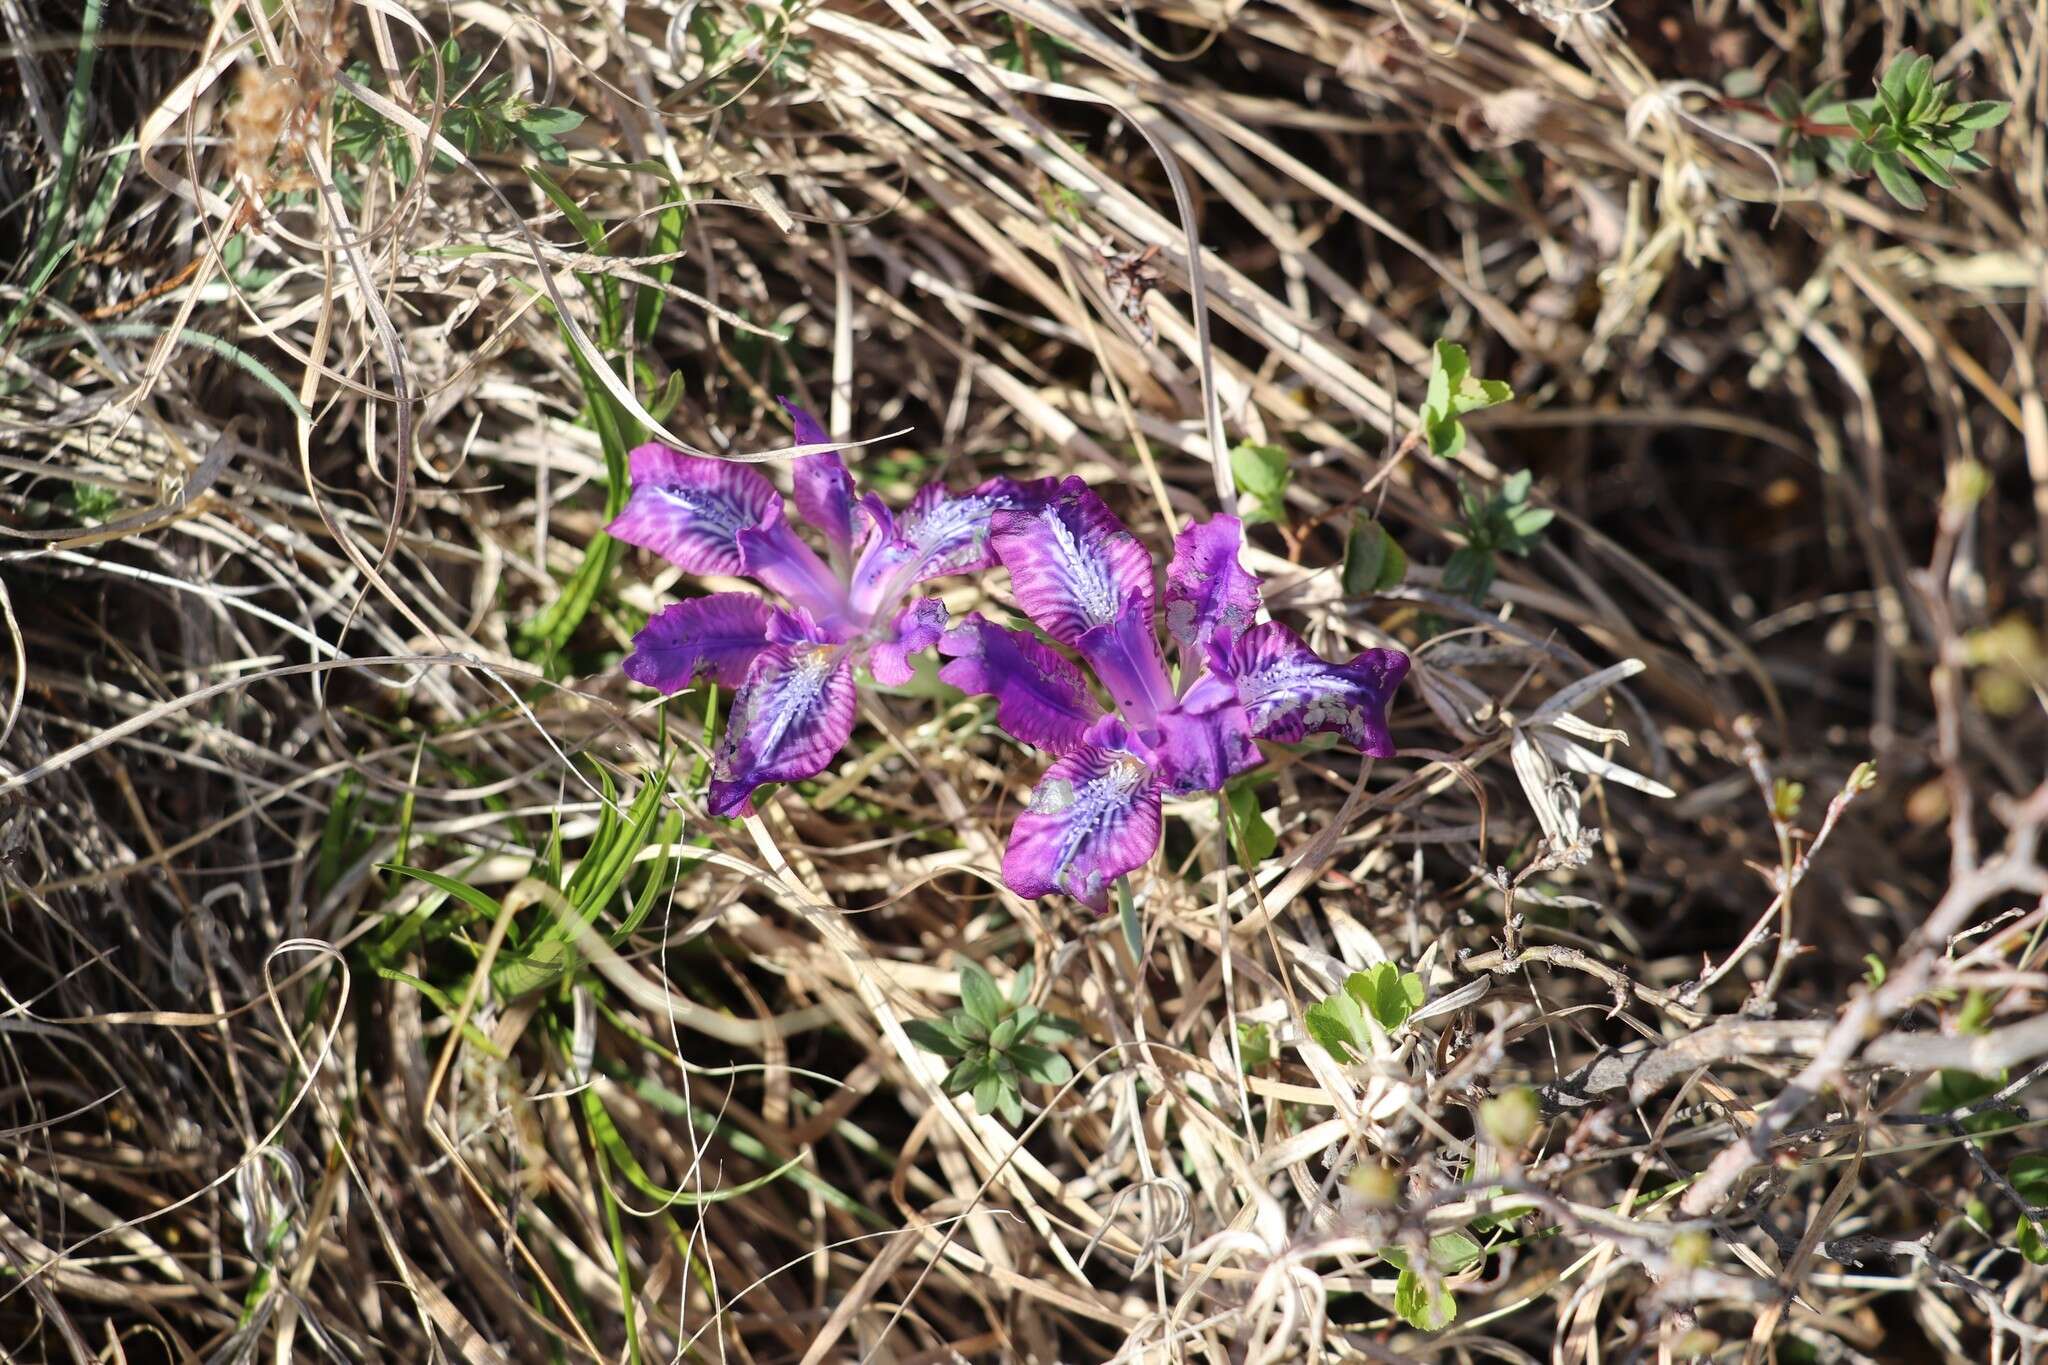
[1304,962,1425,1063]
[2012,1155,2048,1263]
[1234,1021,1274,1072]
[1771,778,1805,822]
[1419,339,1512,460]
[905,963,1075,1127]
[1443,469,1553,601]
[1744,50,2009,209]
[63,481,120,520]
[1382,1230,1483,1331]
[333,38,584,189]
[685,2,813,100]
[1342,516,1408,597]
[1230,441,1291,525]
[1222,780,1277,873]
[991,18,1073,79]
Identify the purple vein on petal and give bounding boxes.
[989,477,1155,647]
[938,613,1103,754]
[1163,514,1261,663]
[623,593,785,693]
[607,444,779,576]
[1150,671,1262,794]
[1001,727,1163,912]
[846,477,1058,620]
[1210,622,1409,756]
[780,398,857,563]
[735,503,852,628]
[867,596,947,685]
[707,639,858,817]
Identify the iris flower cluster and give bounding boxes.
[609,403,1408,910]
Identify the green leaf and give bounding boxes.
[1343,516,1408,596]
[1873,150,1927,209]
[958,962,1003,1032]
[1765,80,1802,121]
[1442,546,1495,600]
[1878,52,1914,117]
[1721,67,1762,99]
[517,105,585,135]
[990,1014,1023,1052]
[1235,1021,1273,1072]
[1382,1231,1485,1275]
[1304,993,1366,1063]
[1009,1043,1072,1086]
[1952,101,2010,130]
[2019,1217,2048,1264]
[904,1018,967,1058]
[1507,503,1554,541]
[1959,989,1995,1035]
[1428,340,1470,415]
[1009,962,1035,1006]
[1224,782,1277,871]
[942,1057,985,1096]
[971,1070,1004,1116]
[1902,145,1957,189]
[1394,1266,1456,1331]
[1344,963,1425,1032]
[1231,442,1291,522]
[2007,1154,2048,1200]
[1425,414,1467,459]
[583,1088,802,1205]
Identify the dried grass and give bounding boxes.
[3,0,2047,1360]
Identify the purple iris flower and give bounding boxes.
[938,477,1409,910]
[608,400,1054,817]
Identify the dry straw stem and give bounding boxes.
[3,0,2048,1359]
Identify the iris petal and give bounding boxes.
[867,596,947,685]
[989,477,1155,647]
[847,476,1057,620]
[622,593,784,693]
[780,398,857,563]
[938,613,1103,754]
[735,504,852,627]
[1001,726,1164,911]
[708,638,858,817]
[1150,672,1262,794]
[1163,515,1261,662]
[1074,599,1175,726]
[607,444,778,576]
[1210,622,1409,756]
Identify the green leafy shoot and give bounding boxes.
[64,481,120,521]
[904,962,1077,1127]
[332,37,584,194]
[1443,470,1553,602]
[991,18,1074,79]
[1230,442,1291,525]
[1303,963,1426,1064]
[1755,49,2009,208]
[685,2,813,102]
[1222,781,1277,874]
[1235,1021,1273,1072]
[1419,339,1512,461]
[1342,515,1408,597]
[2011,1155,2048,1264]
[1382,1231,1482,1330]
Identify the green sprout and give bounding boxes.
[905,962,1076,1127]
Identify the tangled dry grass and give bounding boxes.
[4,0,2048,1359]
